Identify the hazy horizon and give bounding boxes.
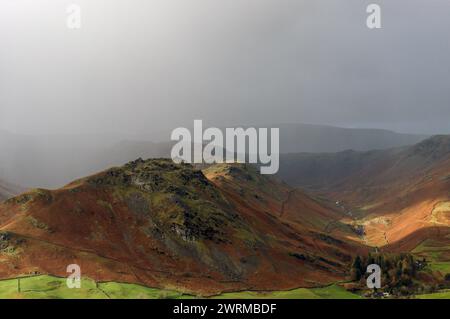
[0,121,436,140]
[1,0,450,188]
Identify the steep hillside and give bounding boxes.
[204,164,363,243]
[278,135,450,254]
[0,159,365,295]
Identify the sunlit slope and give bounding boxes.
[279,136,450,258]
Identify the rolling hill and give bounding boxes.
[0,159,366,295]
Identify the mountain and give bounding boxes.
[0,124,427,189]
[0,159,365,295]
[278,135,450,255]
[274,123,427,153]
[157,123,427,153]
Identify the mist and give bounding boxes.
[1,0,450,137]
[0,0,449,188]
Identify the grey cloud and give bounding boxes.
[0,0,449,137]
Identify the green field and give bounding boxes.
[428,262,450,274]
[213,285,362,299]
[0,276,192,299]
[412,238,450,262]
[2,275,449,299]
[0,275,362,299]
[416,290,450,299]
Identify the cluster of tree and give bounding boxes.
[350,252,426,296]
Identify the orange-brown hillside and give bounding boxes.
[279,135,450,254]
[0,159,366,295]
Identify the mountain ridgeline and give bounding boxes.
[0,179,23,202]
[0,124,427,189]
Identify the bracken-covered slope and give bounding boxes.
[278,135,450,255]
[0,159,366,295]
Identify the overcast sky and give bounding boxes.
[1,0,449,137]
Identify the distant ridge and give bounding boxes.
[274,123,427,153]
[0,179,23,201]
[0,124,427,188]
[278,134,450,189]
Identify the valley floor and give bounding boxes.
[0,275,448,299]
[0,275,361,299]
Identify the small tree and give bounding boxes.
[351,255,363,281]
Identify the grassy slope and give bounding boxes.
[416,290,450,299]
[2,275,450,299]
[428,262,450,273]
[0,275,192,299]
[411,237,450,278]
[213,285,362,299]
[0,275,360,299]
